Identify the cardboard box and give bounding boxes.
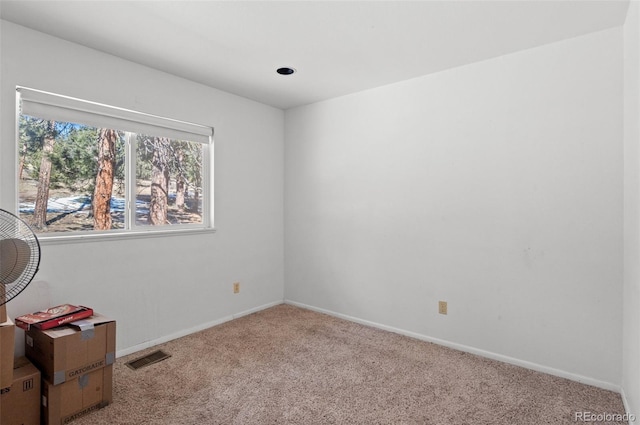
[42,365,112,425]
[0,318,16,389]
[0,283,7,323]
[25,314,115,385]
[1,356,41,425]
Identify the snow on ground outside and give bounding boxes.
[19,196,150,215]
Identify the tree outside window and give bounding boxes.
[17,87,212,237]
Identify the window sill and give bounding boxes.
[36,226,216,245]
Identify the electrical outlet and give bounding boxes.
[233,282,240,294]
[438,301,447,315]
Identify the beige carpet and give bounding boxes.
[73,304,626,425]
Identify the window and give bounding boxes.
[16,87,213,239]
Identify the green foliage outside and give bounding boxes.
[19,115,126,194]
[19,114,205,231]
[20,116,203,200]
[136,133,203,193]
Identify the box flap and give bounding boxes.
[38,313,114,338]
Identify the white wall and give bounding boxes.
[0,13,630,400]
[285,28,623,388]
[623,0,640,417]
[0,22,285,355]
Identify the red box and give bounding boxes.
[16,305,94,331]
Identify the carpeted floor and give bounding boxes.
[73,304,626,425]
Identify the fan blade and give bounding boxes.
[0,238,31,284]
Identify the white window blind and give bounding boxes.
[17,87,213,144]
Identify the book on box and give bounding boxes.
[15,304,93,331]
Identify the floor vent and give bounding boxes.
[126,350,171,370]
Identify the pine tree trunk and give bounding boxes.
[32,120,56,229]
[93,129,117,230]
[175,147,185,211]
[149,137,170,225]
[194,189,200,213]
[18,143,27,180]
[194,161,201,214]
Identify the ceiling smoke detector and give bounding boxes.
[277,67,296,75]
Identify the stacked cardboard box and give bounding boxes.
[0,317,16,390]
[1,356,41,425]
[25,313,116,425]
[0,317,16,423]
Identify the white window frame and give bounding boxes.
[16,87,214,243]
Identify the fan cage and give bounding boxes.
[0,209,40,306]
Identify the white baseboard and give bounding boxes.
[620,387,638,425]
[116,300,283,358]
[116,298,622,394]
[284,299,621,393]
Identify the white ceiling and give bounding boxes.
[0,0,631,110]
